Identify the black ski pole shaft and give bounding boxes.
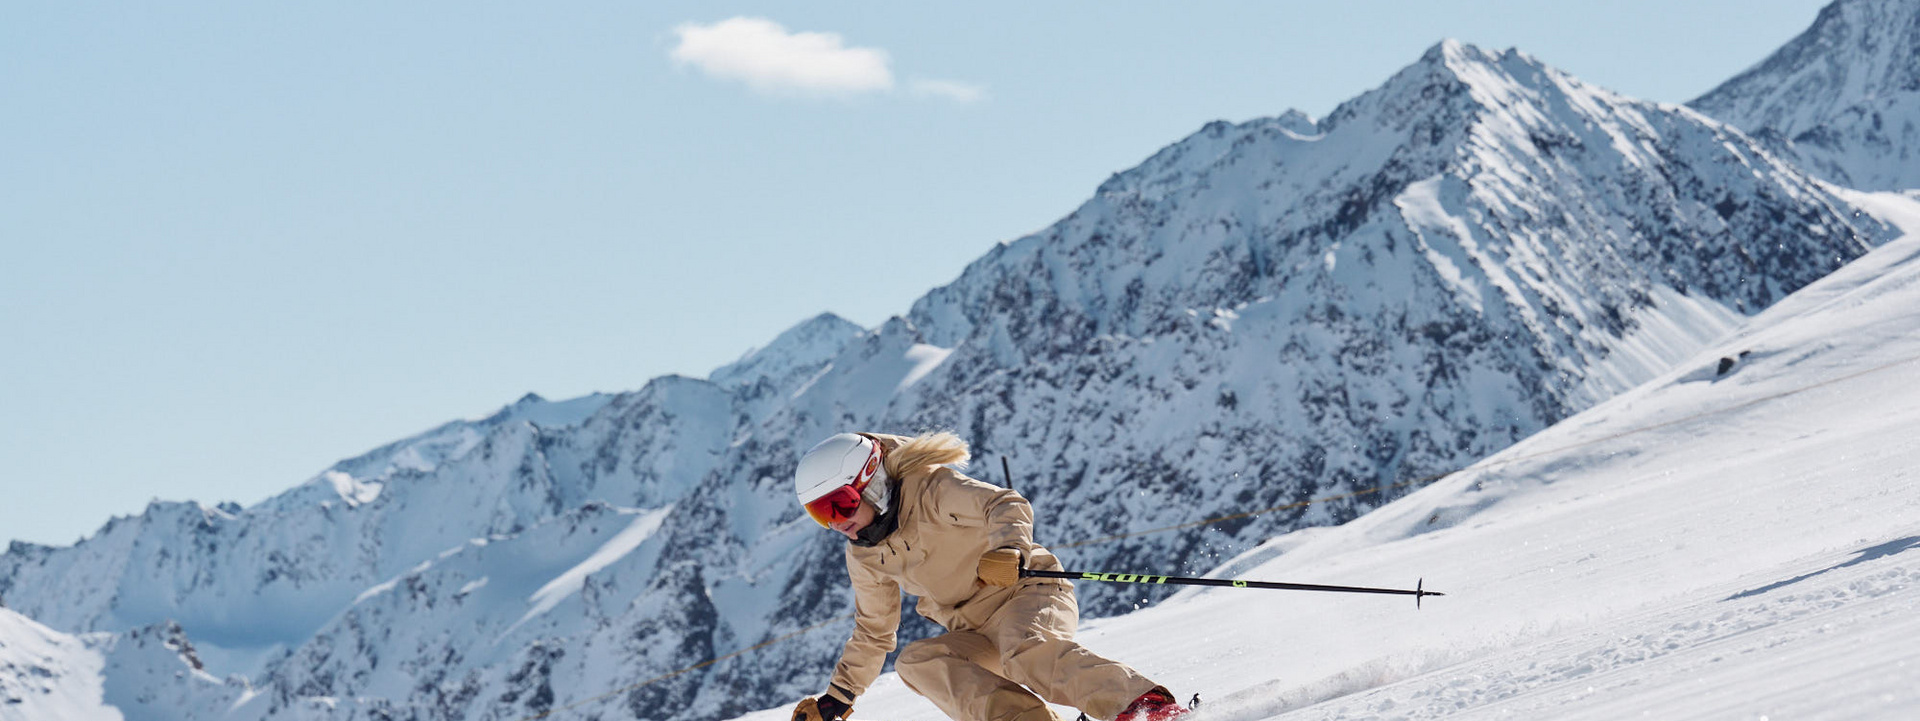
[1022,568,1445,608]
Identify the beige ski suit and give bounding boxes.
[823,434,1157,721]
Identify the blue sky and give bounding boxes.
[1,1,1831,547]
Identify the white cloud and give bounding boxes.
[670,17,894,97]
[910,78,988,104]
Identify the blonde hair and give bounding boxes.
[884,431,970,478]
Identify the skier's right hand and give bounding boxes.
[792,694,852,721]
[977,547,1024,587]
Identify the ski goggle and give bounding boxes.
[804,484,865,527]
[804,444,883,527]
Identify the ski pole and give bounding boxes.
[1021,568,1445,608]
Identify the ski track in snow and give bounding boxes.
[1238,552,1920,720]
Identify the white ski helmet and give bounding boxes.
[794,433,888,504]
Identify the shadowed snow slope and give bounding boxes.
[734,191,1920,721]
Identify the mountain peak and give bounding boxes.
[1414,39,1542,77]
[920,30,1887,371]
[485,392,610,429]
[1422,37,1480,64]
[1275,108,1318,135]
[1688,0,1920,191]
[1693,0,1920,135]
[707,311,866,392]
[1317,39,1578,138]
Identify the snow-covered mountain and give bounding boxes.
[888,39,1887,609]
[737,189,1920,721]
[0,34,1904,721]
[1691,0,1920,191]
[3,607,258,721]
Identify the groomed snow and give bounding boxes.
[727,193,1920,720]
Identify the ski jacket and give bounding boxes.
[825,433,1068,704]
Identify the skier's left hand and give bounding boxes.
[977,547,1023,586]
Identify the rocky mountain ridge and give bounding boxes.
[1691,0,1920,191]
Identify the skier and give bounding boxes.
[787,431,1189,721]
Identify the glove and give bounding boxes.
[792,694,852,721]
[977,547,1023,587]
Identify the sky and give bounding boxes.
[1,0,1834,547]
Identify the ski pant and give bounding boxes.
[895,579,1156,721]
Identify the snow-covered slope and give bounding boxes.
[1,609,118,721]
[0,39,1901,721]
[1691,0,1920,191]
[740,190,1920,720]
[889,39,1887,617]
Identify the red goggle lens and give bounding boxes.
[805,484,863,527]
